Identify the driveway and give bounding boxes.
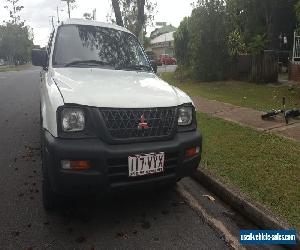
[157,65,177,73]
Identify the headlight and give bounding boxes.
[61,108,85,132]
[178,106,193,126]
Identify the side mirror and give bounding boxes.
[151,60,157,74]
[32,49,48,69]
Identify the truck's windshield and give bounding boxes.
[52,24,150,71]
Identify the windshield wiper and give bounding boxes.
[116,64,152,72]
[65,60,114,68]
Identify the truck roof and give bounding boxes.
[61,18,132,35]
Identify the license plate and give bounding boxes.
[128,152,165,177]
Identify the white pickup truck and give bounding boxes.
[32,19,202,210]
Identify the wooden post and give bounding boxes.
[292,32,296,62]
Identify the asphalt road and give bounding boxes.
[0,68,280,250]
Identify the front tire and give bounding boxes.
[42,174,59,211]
[40,108,59,211]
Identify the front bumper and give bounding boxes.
[43,131,202,195]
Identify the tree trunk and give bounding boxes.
[134,0,145,38]
[67,1,71,18]
[112,0,124,27]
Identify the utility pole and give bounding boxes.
[92,8,96,20]
[49,16,55,29]
[57,6,60,24]
[67,1,70,18]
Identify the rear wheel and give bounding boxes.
[261,111,277,119]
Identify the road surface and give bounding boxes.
[0,67,280,249]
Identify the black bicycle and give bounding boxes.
[261,97,300,124]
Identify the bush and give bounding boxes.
[174,17,190,68]
[174,0,230,82]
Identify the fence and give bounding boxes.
[232,52,278,83]
[292,32,300,62]
[289,32,300,81]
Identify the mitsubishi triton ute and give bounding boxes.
[32,19,202,210]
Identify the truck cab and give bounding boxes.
[32,19,202,210]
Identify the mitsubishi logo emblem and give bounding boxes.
[138,114,150,129]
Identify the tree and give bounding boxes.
[295,0,300,32]
[174,17,190,68]
[4,0,24,24]
[112,0,123,26]
[0,24,33,64]
[188,0,230,81]
[83,13,93,20]
[61,0,76,18]
[83,9,96,21]
[228,28,246,57]
[226,0,297,50]
[110,0,157,39]
[1,1,33,65]
[248,34,268,55]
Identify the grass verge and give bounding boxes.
[198,112,300,229]
[161,72,300,111]
[0,64,31,72]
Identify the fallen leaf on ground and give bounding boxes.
[116,232,128,240]
[203,194,216,202]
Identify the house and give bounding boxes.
[150,24,177,39]
[150,31,176,59]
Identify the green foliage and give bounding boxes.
[188,0,230,81]
[0,23,33,64]
[174,17,190,68]
[248,34,269,55]
[295,0,300,32]
[198,112,300,229]
[228,29,246,56]
[4,0,24,24]
[83,13,93,20]
[0,1,33,65]
[161,72,299,111]
[174,0,298,82]
[110,0,157,35]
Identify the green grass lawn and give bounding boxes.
[0,64,31,72]
[161,72,300,111]
[198,112,300,229]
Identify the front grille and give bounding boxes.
[100,107,177,140]
[107,152,179,185]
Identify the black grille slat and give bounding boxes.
[100,107,177,140]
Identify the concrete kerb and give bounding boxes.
[192,168,300,245]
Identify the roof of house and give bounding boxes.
[150,31,175,44]
[150,25,177,39]
[61,19,132,34]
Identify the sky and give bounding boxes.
[0,0,194,46]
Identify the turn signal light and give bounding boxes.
[185,147,200,158]
[61,160,91,170]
